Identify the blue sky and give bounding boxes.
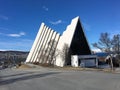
[0,0,120,51]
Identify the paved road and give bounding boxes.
[0,68,120,90]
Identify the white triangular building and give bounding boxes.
[26,16,91,67]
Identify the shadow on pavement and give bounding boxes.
[0,72,60,86]
[0,72,35,78]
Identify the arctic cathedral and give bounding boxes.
[25,16,91,67]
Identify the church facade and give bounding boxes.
[25,16,91,67]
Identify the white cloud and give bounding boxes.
[42,6,48,11]
[8,34,21,37]
[0,15,8,20]
[0,32,26,37]
[7,32,26,37]
[49,20,62,25]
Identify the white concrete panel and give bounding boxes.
[51,33,60,64]
[56,17,79,67]
[42,29,54,63]
[35,26,48,62]
[31,25,47,62]
[37,27,51,63]
[34,26,47,62]
[26,23,45,63]
[44,31,57,63]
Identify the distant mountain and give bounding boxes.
[0,51,29,61]
[0,51,29,55]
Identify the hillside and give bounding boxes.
[0,51,29,66]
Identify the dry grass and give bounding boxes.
[17,63,116,73]
[17,64,32,69]
[58,66,102,71]
[50,66,115,73]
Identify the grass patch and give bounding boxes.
[17,64,33,69]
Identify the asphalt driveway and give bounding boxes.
[0,68,120,90]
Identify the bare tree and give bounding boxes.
[112,34,120,54]
[92,32,112,52]
[92,33,120,53]
[93,32,120,68]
